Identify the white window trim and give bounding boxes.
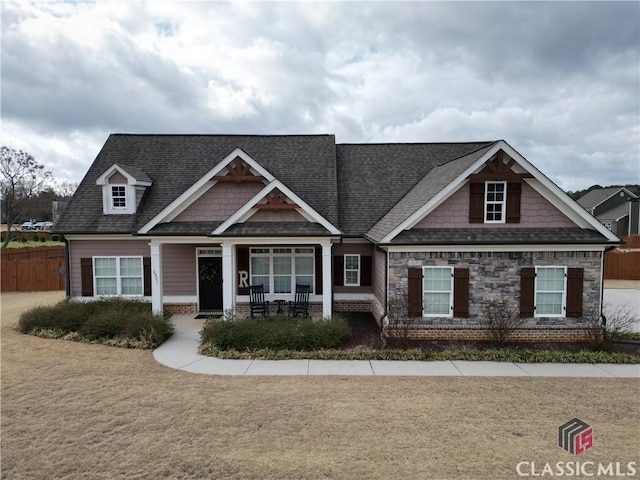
[249,247,315,296]
[344,254,361,286]
[422,266,453,318]
[534,266,567,318]
[93,256,144,297]
[102,184,136,215]
[111,185,127,210]
[485,181,507,224]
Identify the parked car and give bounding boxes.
[21,221,36,230]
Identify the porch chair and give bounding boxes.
[249,284,270,319]
[288,284,311,318]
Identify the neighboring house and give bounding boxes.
[55,135,620,342]
[577,187,639,237]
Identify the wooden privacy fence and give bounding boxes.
[604,250,640,280]
[1,246,66,292]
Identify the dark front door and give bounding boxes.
[198,257,223,311]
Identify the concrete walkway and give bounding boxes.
[153,316,640,378]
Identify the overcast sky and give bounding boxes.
[2,1,639,192]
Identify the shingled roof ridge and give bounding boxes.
[336,140,496,146]
[108,133,335,138]
[435,140,498,166]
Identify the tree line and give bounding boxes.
[1,145,77,249]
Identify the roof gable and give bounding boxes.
[377,141,619,243]
[56,134,338,234]
[336,141,495,236]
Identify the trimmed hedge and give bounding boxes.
[199,345,640,364]
[17,298,174,349]
[200,316,350,351]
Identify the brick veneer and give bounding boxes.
[384,326,597,342]
[164,303,198,315]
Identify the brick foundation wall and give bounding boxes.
[164,303,198,315]
[333,300,372,313]
[383,326,597,343]
[235,302,324,318]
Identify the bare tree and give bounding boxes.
[1,146,52,248]
[481,294,528,346]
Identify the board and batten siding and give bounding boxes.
[68,240,151,296]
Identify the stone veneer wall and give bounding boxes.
[388,250,603,330]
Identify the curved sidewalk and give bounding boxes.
[153,317,640,378]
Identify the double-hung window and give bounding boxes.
[344,254,360,286]
[535,266,566,317]
[250,248,314,294]
[485,181,506,223]
[422,267,453,316]
[111,185,127,209]
[94,256,143,296]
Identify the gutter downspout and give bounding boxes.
[64,236,71,300]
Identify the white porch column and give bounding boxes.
[221,242,234,313]
[321,241,333,318]
[149,242,163,314]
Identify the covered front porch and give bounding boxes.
[148,236,336,318]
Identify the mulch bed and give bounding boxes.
[339,313,640,354]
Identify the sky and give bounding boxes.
[2,0,639,192]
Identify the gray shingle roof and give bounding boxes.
[221,222,330,236]
[594,202,630,221]
[576,187,637,210]
[366,144,494,242]
[146,222,223,236]
[389,228,609,245]
[117,164,153,184]
[336,142,495,236]
[55,134,339,234]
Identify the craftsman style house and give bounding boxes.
[55,135,619,341]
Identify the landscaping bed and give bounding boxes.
[17,297,174,349]
[200,313,640,364]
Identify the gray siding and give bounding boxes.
[333,242,374,293]
[68,240,150,296]
[162,244,199,295]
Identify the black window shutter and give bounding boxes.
[520,268,535,317]
[506,182,522,223]
[315,247,322,295]
[453,268,469,317]
[143,257,152,296]
[566,268,584,317]
[360,256,372,287]
[333,255,344,286]
[469,182,485,223]
[407,267,423,317]
[81,257,93,297]
[237,246,249,295]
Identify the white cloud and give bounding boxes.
[1,0,638,192]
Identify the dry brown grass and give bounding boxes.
[2,292,639,480]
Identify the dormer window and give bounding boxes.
[111,186,127,209]
[96,164,152,215]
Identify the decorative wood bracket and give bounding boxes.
[469,149,533,181]
[212,157,266,182]
[255,188,299,209]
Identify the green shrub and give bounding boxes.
[201,316,350,351]
[199,344,640,364]
[18,298,173,348]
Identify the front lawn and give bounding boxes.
[17,297,174,348]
